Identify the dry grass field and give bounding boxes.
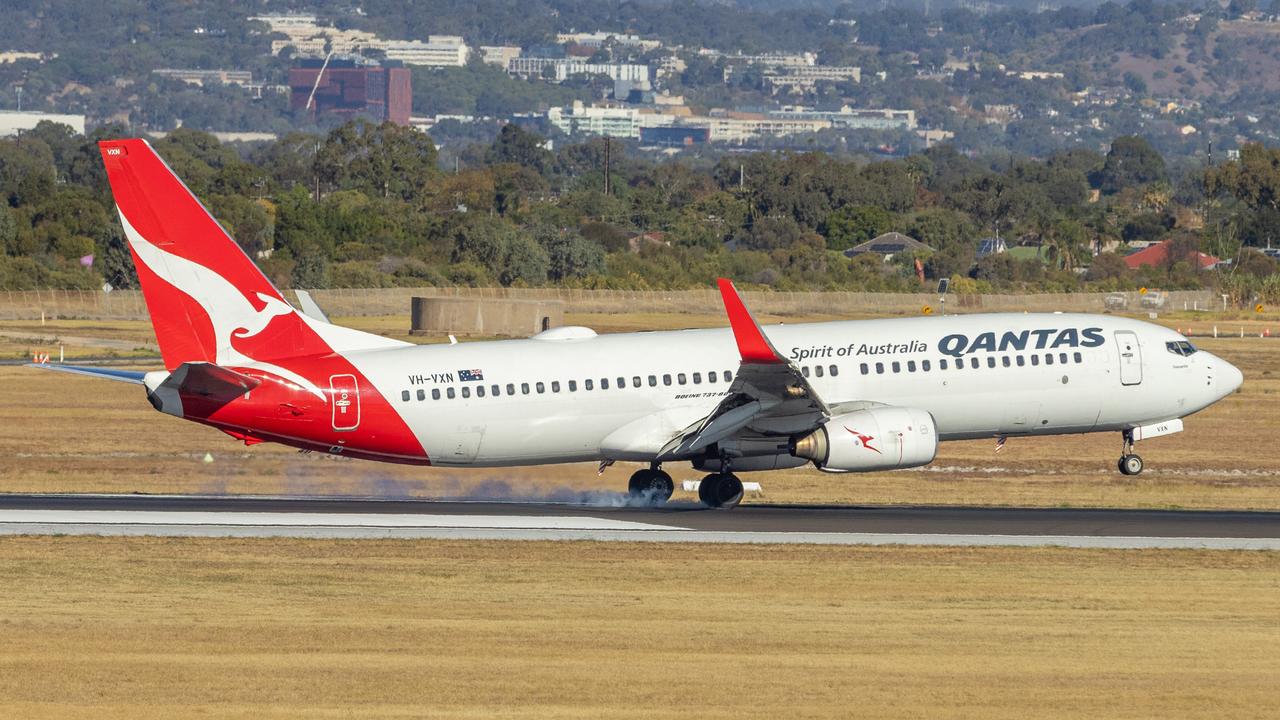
[2,312,1278,509]
[0,537,1276,719]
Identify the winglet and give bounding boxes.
[717,278,785,364]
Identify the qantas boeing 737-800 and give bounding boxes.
[33,139,1244,508]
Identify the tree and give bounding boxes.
[1095,136,1167,194]
[486,124,553,174]
[313,120,439,201]
[535,226,606,281]
[1123,71,1148,95]
[823,205,894,250]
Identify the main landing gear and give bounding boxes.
[1118,430,1144,476]
[627,465,674,505]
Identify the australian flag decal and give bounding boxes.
[458,369,484,382]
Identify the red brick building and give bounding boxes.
[289,59,412,126]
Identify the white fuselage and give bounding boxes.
[346,313,1241,468]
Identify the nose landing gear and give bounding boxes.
[1117,430,1144,476]
[627,465,674,505]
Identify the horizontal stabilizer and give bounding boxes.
[27,364,147,384]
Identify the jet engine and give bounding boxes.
[791,407,938,472]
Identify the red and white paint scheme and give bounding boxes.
[36,139,1244,508]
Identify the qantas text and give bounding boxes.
[938,327,1105,357]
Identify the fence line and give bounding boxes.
[0,287,1223,321]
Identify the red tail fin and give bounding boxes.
[100,139,325,370]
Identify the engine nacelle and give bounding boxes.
[791,407,938,472]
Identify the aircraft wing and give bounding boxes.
[658,279,830,460]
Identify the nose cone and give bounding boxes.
[1217,360,1244,397]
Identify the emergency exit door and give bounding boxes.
[330,374,361,431]
[1114,330,1142,386]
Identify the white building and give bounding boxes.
[0,110,86,137]
[154,69,254,86]
[556,31,662,51]
[250,14,382,58]
[771,105,915,130]
[764,66,861,92]
[383,36,469,67]
[480,46,522,67]
[548,101,673,138]
[721,52,815,68]
[703,114,830,143]
[509,57,649,83]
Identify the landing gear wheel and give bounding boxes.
[1118,454,1144,476]
[627,469,674,505]
[698,473,744,510]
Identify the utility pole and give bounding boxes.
[603,134,611,196]
[739,163,745,191]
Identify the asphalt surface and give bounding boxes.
[0,493,1278,548]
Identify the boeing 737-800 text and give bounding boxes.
[32,139,1244,508]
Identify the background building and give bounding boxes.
[289,59,412,126]
[0,110,85,136]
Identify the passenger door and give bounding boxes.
[1115,331,1142,386]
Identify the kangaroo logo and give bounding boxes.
[843,426,881,454]
[118,211,325,399]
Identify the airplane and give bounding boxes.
[32,139,1245,509]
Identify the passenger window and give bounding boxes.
[830,365,838,376]
[632,376,641,387]
[462,386,471,399]
[970,357,979,369]
[693,372,702,384]
[551,381,560,392]
[477,386,486,398]
[507,383,515,395]
[401,390,411,402]
[585,379,594,390]
[986,357,995,368]
[416,389,426,401]
[535,382,544,394]
[708,370,717,383]
[491,384,500,396]
[601,378,610,390]
[521,383,530,395]
[1059,352,1068,365]
[1016,356,1025,367]
[446,387,456,399]
[569,380,577,392]
[907,361,916,372]
[1074,352,1083,364]
[801,366,810,378]
[1001,356,1010,368]
[1031,355,1040,366]
[1045,354,1054,366]
[921,360,930,372]
[677,373,686,385]
[940,359,948,370]
[616,377,625,388]
[814,366,824,378]
[875,362,885,374]
[860,363,869,375]
[723,371,732,382]
[663,374,672,386]
[892,361,901,373]
[649,375,657,387]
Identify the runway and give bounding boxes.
[0,493,1278,548]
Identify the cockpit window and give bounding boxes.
[1166,340,1198,357]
